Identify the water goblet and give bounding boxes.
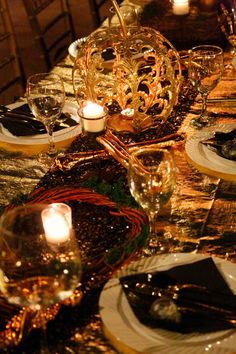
[188,45,224,129]
[0,204,82,353]
[26,72,65,165]
[128,147,176,255]
[218,1,236,70]
[108,3,139,30]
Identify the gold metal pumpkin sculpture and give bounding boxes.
[73,25,182,132]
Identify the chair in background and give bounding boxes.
[22,0,76,71]
[0,0,25,105]
[89,0,122,28]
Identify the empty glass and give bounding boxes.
[218,1,236,70]
[109,3,139,30]
[128,147,176,255]
[26,73,65,165]
[188,45,224,128]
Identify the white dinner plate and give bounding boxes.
[185,122,236,181]
[68,36,152,64]
[68,37,87,60]
[0,101,81,145]
[99,253,236,354]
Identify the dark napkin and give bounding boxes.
[120,257,236,333]
[0,118,44,136]
[0,104,78,137]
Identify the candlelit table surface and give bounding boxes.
[136,0,226,51]
[0,47,235,353]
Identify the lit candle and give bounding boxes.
[41,204,71,244]
[172,0,189,15]
[121,108,135,117]
[50,203,72,228]
[80,101,106,133]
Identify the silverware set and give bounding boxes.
[122,280,236,327]
[0,105,77,135]
[0,104,46,134]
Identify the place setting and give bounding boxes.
[0,73,81,153]
[99,253,236,354]
[184,42,236,181]
[0,101,80,144]
[185,122,236,181]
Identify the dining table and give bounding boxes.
[0,18,236,354]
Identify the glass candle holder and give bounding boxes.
[78,102,108,136]
[172,0,189,15]
[49,203,72,228]
[41,203,72,244]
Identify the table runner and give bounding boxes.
[0,50,235,353]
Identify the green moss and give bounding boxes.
[83,175,138,208]
[105,224,148,265]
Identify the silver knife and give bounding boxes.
[207,97,236,103]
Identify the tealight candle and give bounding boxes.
[121,108,135,118]
[172,0,189,15]
[50,203,72,228]
[41,204,72,244]
[80,101,107,133]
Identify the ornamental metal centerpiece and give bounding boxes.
[72,2,182,132]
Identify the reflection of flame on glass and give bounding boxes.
[121,108,134,117]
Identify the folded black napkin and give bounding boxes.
[120,257,236,333]
[0,104,78,137]
[0,118,44,136]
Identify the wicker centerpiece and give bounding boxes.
[72,2,182,133]
[0,151,147,349]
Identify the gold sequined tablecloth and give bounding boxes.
[0,51,236,353]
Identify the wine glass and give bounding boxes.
[26,73,65,165]
[0,204,82,353]
[128,147,176,255]
[218,1,236,70]
[108,3,139,29]
[188,45,224,128]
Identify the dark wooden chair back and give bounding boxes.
[0,0,25,104]
[22,0,76,71]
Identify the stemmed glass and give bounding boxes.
[0,204,82,353]
[218,1,236,70]
[188,45,224,128]
[109,3,139,29]
[26,73,65,165]
[128,147,176,255]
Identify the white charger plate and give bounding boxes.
[185,122,236,181]
[68,37,87,60]
[99,253,236,354]
[0,101,81,145]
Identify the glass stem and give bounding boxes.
[148,210,158,235]
[40,322,50,354]
[232,47,236,68]
[200,92,208,122]
[45,123,56,156]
